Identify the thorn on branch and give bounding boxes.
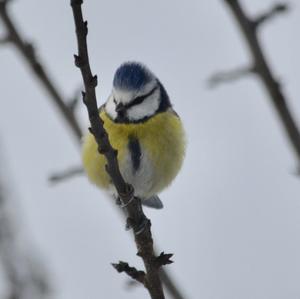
[90,75,98,88]
[81,91,87,105]
[155,252,174,267]
[83,20,88,36]
[254,2,289,28]
[207,65,256,88]
[74,54,84,68]
[112,262,145,284]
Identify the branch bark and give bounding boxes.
[0,0,82,143]
[70,1,168,298]
[222,0,300,164]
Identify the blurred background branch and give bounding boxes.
[0,1,188,298]
[209,0,300,166]
[0,0,82,144]
[48,166,84,185]
[0,142,51,299]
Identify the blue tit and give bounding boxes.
[82,62,186,209]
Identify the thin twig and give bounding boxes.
[48,166,84,184]
[254,2,289,28]
[208,65,256,88]
[112,261,146,284]
[70,1,168,298]
[0,0,82,143]
[219,0,300,164]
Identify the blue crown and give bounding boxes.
[113,62,153,91]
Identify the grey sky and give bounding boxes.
[0,0,300,298]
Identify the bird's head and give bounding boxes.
[105,62,171,123]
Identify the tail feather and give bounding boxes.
[142,195,163,209]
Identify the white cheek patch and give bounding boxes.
[105,79,160,121]
[127,89,160,121]
[105,94,117,119]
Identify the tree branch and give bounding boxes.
[70,1,167,298]
[0,0,82,143]
[254,2,289,28]
[48,166,84,184]
[208,65,256,87]
[220,0,300,165]
[112,261,146,285]
[0,1,188,298]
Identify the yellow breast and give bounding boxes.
[82,109,186,197]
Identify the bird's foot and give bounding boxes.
[126,215,149,235]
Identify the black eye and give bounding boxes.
[113,98,117,104]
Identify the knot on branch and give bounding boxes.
[74,54,85,68]
[154,252,174,268]
[90,75,98,88]
[83,20,88,36]
[112,261,145,284]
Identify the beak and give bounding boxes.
[116,103,126,113]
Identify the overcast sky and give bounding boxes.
[1,0,300,298]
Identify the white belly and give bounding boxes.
[109,146,155,199]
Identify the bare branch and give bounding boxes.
[48,166,84,184]
[221,0,300,165]
[112,262,146,285]
[207,65,256,88]
[0,1,82,143]
[70,1,168,298]
[154,252,174,267]
[0,1,188,298]
[254,2,289,28]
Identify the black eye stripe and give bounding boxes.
[124,86,158,109]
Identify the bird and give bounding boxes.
[82,62,185,209]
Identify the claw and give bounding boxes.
[120,195,136,208]
[133,217,149,235]
[125,216,148,235]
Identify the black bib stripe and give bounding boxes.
[128,136,142,172]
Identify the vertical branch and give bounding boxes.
[222,0,300,163]
[70,1,168,298]
[0,1,188,298]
